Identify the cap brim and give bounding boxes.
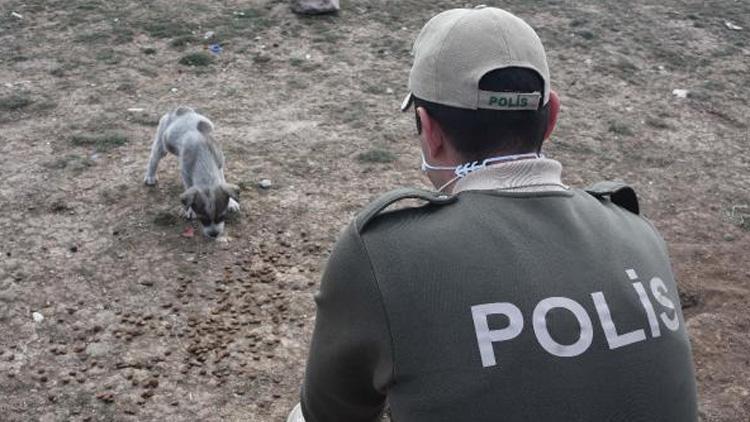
[400,92,414,112]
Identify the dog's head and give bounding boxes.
[180,183,239,238]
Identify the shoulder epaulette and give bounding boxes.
[355,188,457,232]
[585,181,640,215]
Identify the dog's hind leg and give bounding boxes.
[144,114,170,185]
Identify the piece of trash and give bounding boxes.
[182,226,194,238]
[725,21,743,31]
[233,11,245,17]
[386,87,394,94]
[32,312,44,323]
[208,43,223,54]
[305,54,312,60]
[259,179,272,189]
[672,89,689,99]
[11,12,23,19]
[127,108,144,113]
[171,88,178,93]
[204,31,215,40]
[90,153,99,161]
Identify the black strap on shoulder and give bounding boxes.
[356,188,457,232]
[585,181,640,215]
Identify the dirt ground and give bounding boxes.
[0,0,748,421]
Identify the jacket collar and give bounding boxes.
[451,157,567,194]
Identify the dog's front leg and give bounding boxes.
[144,116,169,185]
[228,198,240,213]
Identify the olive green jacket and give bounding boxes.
[299,161,697,422]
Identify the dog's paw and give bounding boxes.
[228,198,240,213]
[181,207,196,220]
[144,175,158,186]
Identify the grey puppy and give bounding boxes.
[144,107,240,238]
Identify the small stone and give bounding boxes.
[32,312,44,323]
[291,0,340,14]
[723,234,736,242]
[672,89,689,99]
[259,179,272,189]
[138,279,154,287]
[95,391,115,403]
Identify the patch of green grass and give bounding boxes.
[170,35,198,48]
[74,31,110,44]
[70,133,128,152]
[129,113,160,127]
[179,52,213,66]
[687,89,711,102]
[608,121,634,136]
[357,148,397,164]
[569,18,588,27]
[646,117,672,130]
[76,1,103,11]
[253,54,271,64]
[287,79,308,90]
[231,8,273,30]
[112,27,135,44]
[137,67,159,78]
[232,8,262,19]
[364,84,384,95]
[0,94,33,111]
[289,57,319,72]
[50,66,66,77]
[45,154,95,173]
[95,49,121,65]
[142,20,191,39]
[614,57,638,73]
[116,82,136,94]
[153,210,179,227]
[575,30,596,40]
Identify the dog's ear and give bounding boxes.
[180,187,200,209]
[220,183,240,202]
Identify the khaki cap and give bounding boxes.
[402,6,550,112]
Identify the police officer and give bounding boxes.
[288,6,698,422]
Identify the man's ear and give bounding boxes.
[543,90,560,141]
[220,183,240,202]
[417,106,446,161]
[180,187,199,209]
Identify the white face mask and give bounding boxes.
[420,151,544,192]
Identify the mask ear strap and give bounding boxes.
[421,151,459,173]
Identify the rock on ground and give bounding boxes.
[291,0,340,15]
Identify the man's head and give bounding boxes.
[402,7,560,189]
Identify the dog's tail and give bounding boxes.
[197,120,214,134]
